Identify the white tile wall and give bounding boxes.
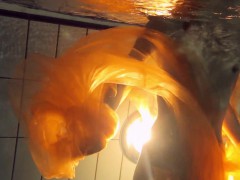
[13,139,41,180]
[0,139,15,180]
[0,79,22,137]
[0,15,136,180]
[57,25,87,57]
[120,157,136,180]
[28,21,59,57]
[20,20,59,136]
[0,16,28,78]
[25,21,59,81]
[96,140,122,180]
[74,154,98,180]
[19,80,43,137]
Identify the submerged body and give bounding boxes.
[11,26,240,179]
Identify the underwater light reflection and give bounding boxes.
[229,175,234,180]
[136,0,181,16]
[126,117,152,153]
[9,24,240,179]
[126,101,158,153]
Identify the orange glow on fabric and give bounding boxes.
[9,26,240,180]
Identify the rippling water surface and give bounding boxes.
[1,0,240,24]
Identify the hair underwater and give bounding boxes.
[9,26,240,179]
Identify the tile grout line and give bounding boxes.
[10,19,30,180]
[55,24,60,58]
[118,100,131,180]
[38,23,61,180]
[93,25,102,180]
[0,76,22,80]
[0,76,48,82]
[94,153,100,180]
[0,137,25,139]
[118,154,124,180]
[0,6,121,29]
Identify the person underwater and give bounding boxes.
[10,24,240,179]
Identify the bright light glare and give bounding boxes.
[126,103,157,153]
[125,95,157,154]
[136,0,181,16]
[126,117,152,153]
[228,175,234,180]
